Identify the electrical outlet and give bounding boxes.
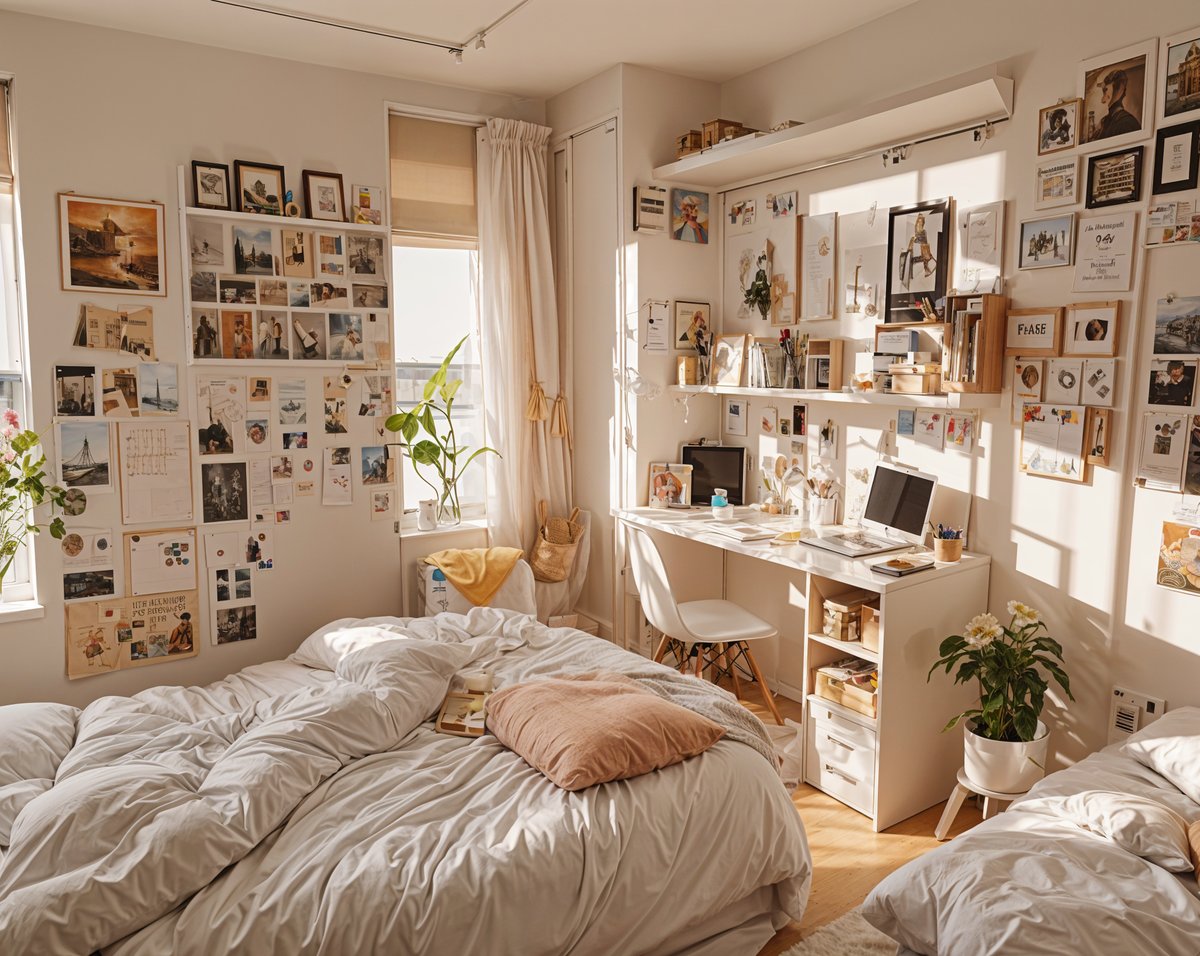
[1108,686,1167,744]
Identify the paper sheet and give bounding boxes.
[126,528,198,596]
[118,422,193,524]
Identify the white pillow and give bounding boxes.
[291,621,414,671]
[1122,707,1200,805]
[1060,789,1193,871]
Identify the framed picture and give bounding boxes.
[1082,358,1117,407]
[724,397,747,436]
[792,403,807,436]
[1153,122,1200,194]
[648,463,693,507]
[1018,213,1074,270]
[1078,39,1156,151]
[1086,408,1113,466]
[1035,157,1079,210]
[955,201,1004,294]
[1085,146,1143,208]
[234,161,285,216]
[1012,359,1044,425]
[1045,358,1083,404]
[58,194,166,296]
[1147,359,1198,407]
[1037,99,1080,154]
[671,189,710,244]
[303,170,346,222]
[1020,403,1087,483]
[1005,307,1062,356]
[712,334,747,386]
[350,184,384,225]
[1063,301,1121,357]
[800,211,837,320]
[191,161,231,210]
[1073,212,1136,293]
[885,198,951,319]
[1153,294,1200,354]
[1139,412,1189,490]
[1159,27,1200,125]
[673,300,710,350]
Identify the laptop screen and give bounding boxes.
[862,464,936,541]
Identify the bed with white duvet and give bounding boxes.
[862,708,1200,956]
[0,608,811,955]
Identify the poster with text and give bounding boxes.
[66,589,198,679]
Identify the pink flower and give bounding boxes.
[2,409,18,428]
[3,449,15,464]
[0,425,13,440]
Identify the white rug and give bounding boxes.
[781,908,895,956]
[764,717,805,791]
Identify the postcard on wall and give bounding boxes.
[1081,358,1117,407]
[1044,358,1083,404]
[63,567,117,604]
[61,528,114,570]
[56,420,112,494]
[1020,404,1086,483]
[724,397,747,437]
[955,201,1004,293]
[117,421,193,525]
[138,363,179,415]
[323,447,353,505]
[800,212,837,320]
[1153,295,1200,353]
[897,408,916,436]
[1137,412,1189,491]
[100,589,200,669]
[125,527,197,597]
[358,373,393,417]
[1147,359,1197,407]
[1012,359,1045,425]
[201,461,250,524]
[1188,416,1200,496]
[1073,213,1136,292]
[196,375,245,455]
[1158,521,1200,596]
[204,530,243,566]
[946,413,976,453]
[55,364,96,417]
[249,458,273,509]
[1035,157,1079,210]
[908,410,943,450]
[101,368,139,418]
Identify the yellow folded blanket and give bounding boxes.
[423,547,524,608]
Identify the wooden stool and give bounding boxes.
[934,768,1030,841]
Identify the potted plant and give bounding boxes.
[928,600,1073,793]
[384,336,499,526]
[0,410,68,592]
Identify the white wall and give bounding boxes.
[0,11,541,707]
[694,0,1200,764]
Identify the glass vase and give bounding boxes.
[437,495,462,527]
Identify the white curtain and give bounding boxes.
[477,118,580,616]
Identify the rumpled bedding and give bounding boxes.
[0,608,811,955]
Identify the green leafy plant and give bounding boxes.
[928,600,1073,742]
[384,336,499,524]
[0,410,67,590]
[743,253,772,320]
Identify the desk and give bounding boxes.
[616,507,989,832]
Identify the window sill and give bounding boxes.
[399,518,489,541]
[0,599,45,625]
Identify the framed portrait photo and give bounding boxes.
[1153,121,1200,195]
[1005,307,1062,356]
[1037,99,1080,155]
[673,300,710,350]
[1035,156,1079,210]
[191,161,231,211]
[58,193,166,296]
[885,198,951,320]
[1063,301,1121,357]
[1018,213,1074,270]
[1159,27,1200,126]
[1078,39,1156,151]
[1085,146,1143,208]
[303,170,346,223]
[671,189,710,244]
[233,161,285,216]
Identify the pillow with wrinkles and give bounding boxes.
[1122,707,1200,806]
[1059,789,1193,871]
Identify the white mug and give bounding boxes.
[417,499,438,531]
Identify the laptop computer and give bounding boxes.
[805,461,938,559]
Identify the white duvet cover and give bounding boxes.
[862,742,1200,955]
[0,608,811,955]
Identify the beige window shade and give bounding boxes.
[389,113,477,240]
[0,83,12,187]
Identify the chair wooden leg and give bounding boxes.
[693,645,705,678]
[740,643,784,726]
[652,632,672,664]
[723,644,743,699]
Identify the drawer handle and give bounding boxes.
[826,734,855,752]
[824,764,860,785]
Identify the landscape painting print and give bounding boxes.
[1153,294,1200,354]
[59,194,165,296]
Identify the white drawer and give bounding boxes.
[805,717,876,816]
[808,699,878,748]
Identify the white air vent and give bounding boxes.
[1108,686,1167,745]
[1112,702,1139,739]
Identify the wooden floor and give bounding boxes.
[725,683,983,955]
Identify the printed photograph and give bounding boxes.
[214,568,232,603]
[138,362,179,414]
[201,461,249,523]
[671,190,709,243]
[63,569,116,602]
[361,446,393,484]
[57,421,111,489]
[347,235,383,276]
[59,194,165,295]
[1163,30,1200,123]
[282,229,313,278]
[235,567,252,600]
[55,365,97,417]
[324,396,348,434]
[101,367,138,418]
[258,278,288,307]
[768,192,797,217]
[1154,295,1200,353]
[1018,214,1074,269]
[282,430,308,449]
[246,418,269,447]
[191,270,217,303]
[318,233,346,275]
[352,283,388,308]
[371,489,394,519]
[1187,416,1200,496]
[1038,99,1080,154]
[291,312,327,360]
[256,311,288,359]
[1158,521,1200,595]
[329,313,364,360]
[220,277,257,305]
[233,226,275,276]
[192,308,220,358]
[234,161,284,216]
[1080,42,1153,146]
[278,379,306,425]
[305,171,345,222]
[309,281,348,308]
[249,376,271,401]
[219,311,255,360]
[216,605,257,644]
[192,161,230,210]
[288,279,311,307]
[271,454,293,480]
[1148,359,1198,406]
[189,220,225,267]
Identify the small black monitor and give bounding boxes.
[681,444,747,505]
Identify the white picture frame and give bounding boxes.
[1035,157,1080,210]
[800,212,837,320]
[1137,412,1189,490]
[1063,301,1121,357]
[954,200,1005,294]
[1159,27,1200,126]
[1078,38,1157,153]
[1045,358,1083,404]
[1073,213,1137,293]
[1018,213,1074,270]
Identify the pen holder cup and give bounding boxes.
[933,537,963,563]
[811,497,837,526]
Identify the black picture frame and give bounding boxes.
[1153,121,1200,195]
[191,160,231,211]
[302,170,346,223]
[1085,146,1144,209]
[884,198,951,321]
[233,160,286,216]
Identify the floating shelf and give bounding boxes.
[669,384,1002,409]
[184,204,389,235]
[807,632,880,664]
[653,65,1013,190]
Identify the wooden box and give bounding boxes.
[805,338,844,391]
[675,129,702,159]
[822,591,872,641]
[815,671,878,719]
[676,355,699,386]
[861,605,881,652]
[890,370,941,394]
[702,118,742,149]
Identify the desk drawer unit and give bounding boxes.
[805,709,877,815]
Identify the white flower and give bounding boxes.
[963,613,1002,649]
[1007,600,1040,628]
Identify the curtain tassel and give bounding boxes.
[526,381,549,421]
[550,393,570,441]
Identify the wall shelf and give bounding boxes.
[669,384,1002,409]
[184,203,389,235]
[653,65,1013,191]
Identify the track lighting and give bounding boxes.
[452,49,463,64]
[475,33,486,51]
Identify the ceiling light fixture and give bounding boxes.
[209,0,532,58]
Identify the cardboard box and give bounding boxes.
[702,118,743,149]
[861,605,881,652]
[876,329,919,353]
[890,371,941,394]
[675,130,702,159]
[815,670,877,719]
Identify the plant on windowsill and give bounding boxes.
[384,335,500,527]
[0,410,68,594]
[928,601,1073,794]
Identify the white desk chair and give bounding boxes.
[626,525,784,726]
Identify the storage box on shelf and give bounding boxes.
[940,293,1006,393]
[805,338,844,391]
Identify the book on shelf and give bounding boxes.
[435,690,488,737]
[702,521,777,541]
[869,553,937,576]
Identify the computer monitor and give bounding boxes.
[861,462,938,546]
[681,444,747,505]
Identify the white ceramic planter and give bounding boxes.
[963,720,1049,794]
[812,497,837,526]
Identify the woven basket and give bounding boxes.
[530,501,582,582]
